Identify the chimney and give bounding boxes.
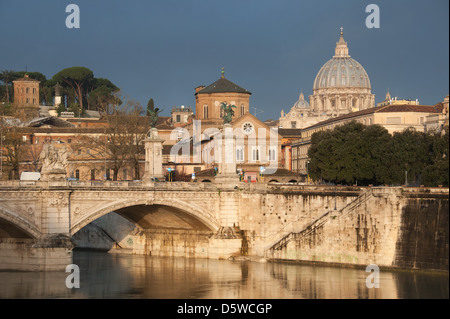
[195,86,205,94]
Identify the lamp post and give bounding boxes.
[334,188,337,210]
[306,160,310,184]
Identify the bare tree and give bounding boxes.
[72,95,149,181]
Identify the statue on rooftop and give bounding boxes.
[221,102,236,125]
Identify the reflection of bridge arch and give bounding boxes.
[70,198,220,235]
[0,207,41,239]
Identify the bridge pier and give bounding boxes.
[129,228,242,260]
[0,235,74,271]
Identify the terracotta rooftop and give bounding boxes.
[277,128,302,137]
[380,104,442,113]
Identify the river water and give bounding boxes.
[0,250,447,299]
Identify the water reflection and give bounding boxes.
[0,251,447,299]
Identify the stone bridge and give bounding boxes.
[0,180,448,272]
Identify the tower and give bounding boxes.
[13,74,40,107]
[194,68,251,123]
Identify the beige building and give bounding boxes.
[196,113,302,183]
[377,89,420,107]
[290,99,447,175]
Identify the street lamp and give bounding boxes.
[306,160,310,184]
[405,170,408,186]
[334,188,337,210]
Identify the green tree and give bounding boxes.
[0,70,16,103]
[52,67,94,111]
[87,78,119,110]
[309,121,396,185]
[388,128,429,185]
[421,126,449,186]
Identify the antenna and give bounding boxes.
[251,106,264,117]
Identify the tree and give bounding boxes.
[421,126,449,187]
[72,96,149,181]
[52,67,94,111]
[308,121,448,186]
[87,78,119,110]
[1,125,26,180]
[126,102,148,179]
[389,128,429,185]
[0,70,16,103]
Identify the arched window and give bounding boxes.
[240,105,245,116]
[203,105,208,119]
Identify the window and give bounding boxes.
[123,169,128,180]
[26,88,29,94]
[251,147,260,162]
[91,169,96,180]
[176,114,181,122]
[33,98,36,105]
[236,147,244,162]
[26,98,29,104]
[291,121,297,128]
[269,147,277,161]
[203,105,208,119]
[78,149,82,155]
[220,105,224,118]
[32,88,36,94]
[240,105,245,116]
[75,169,80,179]
[386,117,401,124]
[194,167,201,172]
[68,139,72,144]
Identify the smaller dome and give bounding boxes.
[292,91,310,109]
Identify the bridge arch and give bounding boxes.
[0,207,41,239]
[70,197,220,235]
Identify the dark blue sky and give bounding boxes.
[1,0,448,120]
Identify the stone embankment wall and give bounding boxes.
[263,187,448,272]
